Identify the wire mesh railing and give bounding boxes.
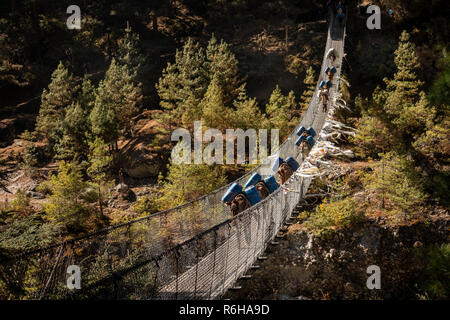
[0,12,346,300]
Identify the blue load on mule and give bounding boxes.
[271,156,284,172]
[273,156,299,185]
[296,135,315,147]
[244,172,280,199]
[319,80,332,89]
[244,185,262,205]
[296,126,316,147]
[221,182,242,203]
[296,126,315,137]
[222,181,262,216]
[325,66,337,75]
[285,156,300,171]
[244,172,262,189]
[264,175,279,193]
[271,156,299,173]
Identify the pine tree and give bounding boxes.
[412,107,450,204]
[352,115,391,158]
[87,137,113,217]
[206,35,244,105]
[373,31,435,146]
[55,102,90,160]
[116,25,146,78]
[298,66,315,115]
[0,23,31,89]
[92,58,142,145]
[55,78,94,160]
[199,76,233,130]
[38,161,90,232]
[90,88,119,149]
[428,55,450,108]
[362,152,427,220]
[266,85,296,140]
[0,60,29,89]
[232,91,268,130]
[78,76,96,112]
[35,62,79,147]
[156,36,245,129]
[156,38,209,128]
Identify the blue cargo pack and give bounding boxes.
[307,127,316,137]
[244,186,262,205]
[319,80,326,88]
[221,182,242,203]
[306,136,315,147]
[244,172,262,189]
[326,80,332,88]
[264,175,279,194]
[296,126,306,136]
[271,157,284,172]
[325,66,337,74]
[295,135,306,146]
[285,156,300,171]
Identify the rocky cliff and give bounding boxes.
[225,212,449,300]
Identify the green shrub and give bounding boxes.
[132,194,159,216]
[9,189,31,213]
[0,214,61,256]
[20,143,41,174]
[415,244,450,300]
[38,161,91,233]
[352,115,392,159]
[305,198,364,239]
[0,215,62,299]
[18,130,35,141]
[157,162,227,210]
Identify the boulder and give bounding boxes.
[117,112,168,179]
[114,183,136,202]
[26,191,44,199]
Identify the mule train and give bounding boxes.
[222,156,300,217]
[222,124,321,217]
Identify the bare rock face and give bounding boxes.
[117,111,169,179]
[123,154,162,179]
[290,217,449,299]
[113,183,136,202]
[115,183,129,194]
[224,215,449,300]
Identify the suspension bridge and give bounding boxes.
[0,13,346,300]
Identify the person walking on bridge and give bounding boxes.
[336,1,346,26]
[326,47,338,66]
